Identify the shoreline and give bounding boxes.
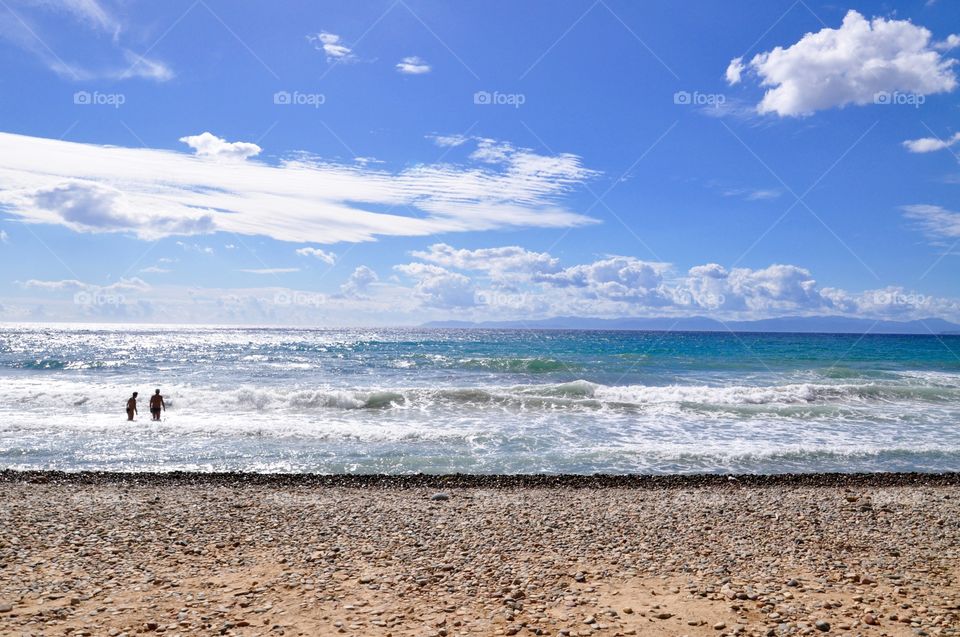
[2,469,960,488]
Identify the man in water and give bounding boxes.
[126,392,138,421]
[150,389,166,421]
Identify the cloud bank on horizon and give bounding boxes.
[10,242,958,325]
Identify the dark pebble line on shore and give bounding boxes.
[1,469,958,489]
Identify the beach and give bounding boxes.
[1,472,958,637]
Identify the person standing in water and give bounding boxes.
[149,389,166,421]
[126,392,138,421]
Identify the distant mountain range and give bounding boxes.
[422,315,960,335]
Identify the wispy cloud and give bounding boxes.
[0,0,173,81]
[307,31,356,63]
[0,131,599,245]
[902,204,960,241]
[239,268,300,275]
[396,56,430,74]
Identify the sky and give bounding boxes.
[0,0,959,326]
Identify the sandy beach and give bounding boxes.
[1,472,958,637]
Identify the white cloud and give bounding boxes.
[410,243,558,277]
[0,131,598,244]
[340,265,378,298]
[31,181,214,238]
[239,268,300,275]
[119,49,174,81]
[295,247,336,265]
[394,263,476,308]
[534,256,673,304]
[903,131,960,153]
[139,266,170,274]
[720,186,781,201]
[307,31,355,62]
[177,241,214,254]
[729,10,958,116]
[427,134,469,148]
[0,1,173,81]
[902,204,960,240]
[396,56,431,74]
[179,132,262,161]
[934,34,960,51]
[0,229,7,243]
[20,276,149,292]
[725,57,744,85]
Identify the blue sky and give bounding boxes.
[0,0,959,325]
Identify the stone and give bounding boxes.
[815,620,830,632]
[430,493,450,501]
[714,622,726,630]
[0,603,12,613]
[862,614,878,626]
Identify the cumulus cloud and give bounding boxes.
[295,247,336,265]
[308,31,355,62]
[31,181,215,239]
[410,243,558,277]
[725,57,744,85]
[0,230,7,243]
[0,131,597,244]
[534,256,672,304]
[396,56,431,74]
[729,10,958,116]
[902,204,960,240]
[340,266,378,298]
[394,263,476,308]
[179,132,262,161]
[903,131,960,154]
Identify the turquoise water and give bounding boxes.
[0,325,958,474]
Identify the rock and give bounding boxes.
[786,579,799,587]
[654,612,673,620]
[862,614,878,626]
[815,620,830,632]
[0,603,12,613]
[430,493,449,501]
[714,622,726,630]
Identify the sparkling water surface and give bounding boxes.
[1,324,959,474]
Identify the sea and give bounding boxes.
[1,324,958,474]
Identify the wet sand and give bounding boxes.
[1,472,958,637]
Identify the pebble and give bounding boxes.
[0,473,957,636]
